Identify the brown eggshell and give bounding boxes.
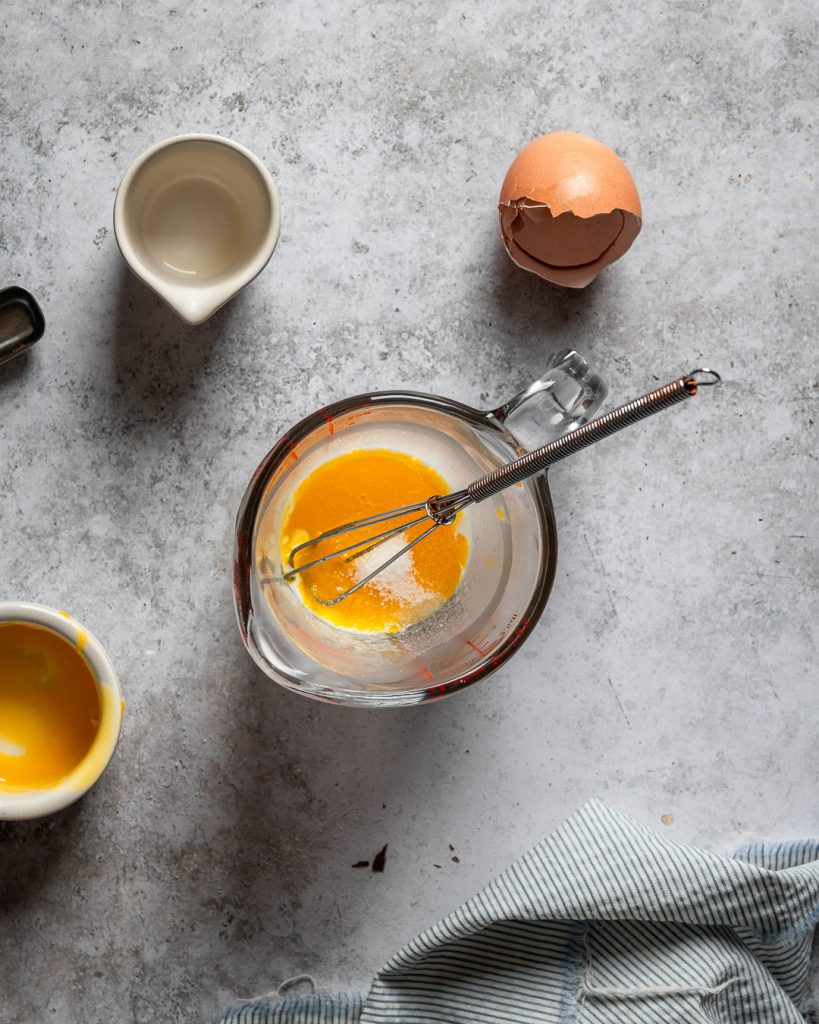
[498,132,642,288]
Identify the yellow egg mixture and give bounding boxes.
[0,623,101,791]
[278,448,468,632]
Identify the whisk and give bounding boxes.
[284,368,721,605]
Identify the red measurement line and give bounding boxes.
[323,411,335,435]
[422,666,433,681]
[467,640,488,657]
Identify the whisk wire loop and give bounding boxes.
[285,509,430,578]
[313,521,443,606]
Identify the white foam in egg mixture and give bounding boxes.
[352,534,436,607]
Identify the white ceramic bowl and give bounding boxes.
[113,133,281,325]
[0,602,123,820]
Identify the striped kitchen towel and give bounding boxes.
[216,800,819,1023]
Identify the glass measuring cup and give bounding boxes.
[234,350,606,707]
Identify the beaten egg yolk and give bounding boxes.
[278,448,468,632]
[0,623,100,791]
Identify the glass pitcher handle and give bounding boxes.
[487,349,607,449]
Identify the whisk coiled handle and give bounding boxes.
[467,369,720,504]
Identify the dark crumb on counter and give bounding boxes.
[448,843,455,851]
[451,856,460,864]
[352,860,370,869]
[372,843,388,873]
[433,864,442,869]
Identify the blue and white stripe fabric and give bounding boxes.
[216,800,819,1023]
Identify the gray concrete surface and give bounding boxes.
[1,0,817,1021]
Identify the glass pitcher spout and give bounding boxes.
[487,349,607,450]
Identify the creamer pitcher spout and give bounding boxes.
[165,286,230,327]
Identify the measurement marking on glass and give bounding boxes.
[275,436,299,461]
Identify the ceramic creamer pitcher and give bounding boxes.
[114,134,280,325]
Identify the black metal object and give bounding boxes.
[0,287,45,366]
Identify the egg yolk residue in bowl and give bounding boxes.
[0,623,101,791]
[278,448,468,632]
